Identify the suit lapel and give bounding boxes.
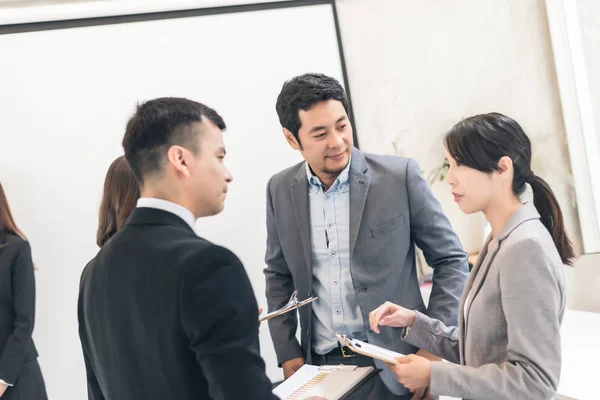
[349,150,370,257]
[458,234,492,363]
[290,165,313,279]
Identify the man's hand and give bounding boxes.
[282,357,305,380]
[0,382,8,398]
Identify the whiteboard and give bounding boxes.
[0,2,350,398]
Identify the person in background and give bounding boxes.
[264,73,469,400]
[0,182,48,400]
[78,97,280,400]
[96,155,140,247]
[370,112,573,400]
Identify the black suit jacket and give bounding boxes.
[78,208,277,400]
[0,234,39,385]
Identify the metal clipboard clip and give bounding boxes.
[259,290,318,322]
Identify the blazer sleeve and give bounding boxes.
[180,245,278,400]
[401,311,460,364]
[78,267,106,400]
[405,158,469,326]
[429,239,563,399]
[0,241,36,385]
[263,177,304,365]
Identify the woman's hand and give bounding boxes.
[386,354,431,393]
[369,301,416,333]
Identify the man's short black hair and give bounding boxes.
[275,73,348,143]
[122,97,225,183]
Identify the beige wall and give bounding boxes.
[336,0,582,256]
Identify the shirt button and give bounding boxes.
[335,310,341,315]
[327,223,333,228]
[333,280,338,285]
[330,251,336,257]
[326,195,331,200]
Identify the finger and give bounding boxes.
[397,356,412,364]
[258,307,263,315]
[369,307,384,333]
[370,304,393,332]
[379,314,395,326]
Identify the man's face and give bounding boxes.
[284,100,353,179]
[185,120,232,218]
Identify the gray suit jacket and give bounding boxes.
[264,148,469,395]
[402,202,566,399]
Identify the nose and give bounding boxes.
[225,167,233,183]
[328,131,345,149]
[445,166,454,186]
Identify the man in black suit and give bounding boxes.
[78,97,278,400]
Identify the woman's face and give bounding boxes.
[444,148,500,215]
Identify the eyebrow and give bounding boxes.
[309,116,348,134]
[217,145,226,155]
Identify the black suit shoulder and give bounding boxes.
[0,233,30,258]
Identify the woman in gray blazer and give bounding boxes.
[369,113,574,400]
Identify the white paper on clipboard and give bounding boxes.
[336,333,404,364]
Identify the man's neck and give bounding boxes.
[308,165,345,190]
[140,186,197,218]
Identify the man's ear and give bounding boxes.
[283,128,301,151]
[167,145,192,178]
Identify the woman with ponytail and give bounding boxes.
[369,113,573,400]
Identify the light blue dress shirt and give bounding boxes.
[306,160,366,355]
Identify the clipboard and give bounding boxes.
[259,290,318,322]
[272,364,379,400]
[336,333,404,365]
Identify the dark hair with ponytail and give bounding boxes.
[444,112,575,265]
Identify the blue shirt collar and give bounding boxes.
[305,157,352,192]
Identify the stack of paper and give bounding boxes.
[273,364,377,400]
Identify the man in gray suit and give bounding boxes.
[264,73,469,399]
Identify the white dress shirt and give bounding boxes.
[136,198,196,231]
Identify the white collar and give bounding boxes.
[136,198,196,231]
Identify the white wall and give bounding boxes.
[0,3,343,398]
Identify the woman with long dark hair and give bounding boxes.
[369,113,574,399]
[97,155,140,247]
[0,183,47,399]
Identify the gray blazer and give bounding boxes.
[402,202,566,400]
[264,148,469,395]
